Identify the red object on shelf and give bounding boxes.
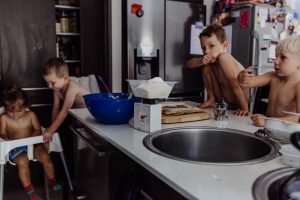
[131,3,142,14]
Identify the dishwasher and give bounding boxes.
[70,126,112,200]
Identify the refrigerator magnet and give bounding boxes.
[263,34,272,40]
[240,11,249,28]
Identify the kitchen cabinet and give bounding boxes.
[70,122,186,200]
[55,1,82,76]
[54,0,110,80]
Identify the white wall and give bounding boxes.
[111,0,122,92]
[110,0,213,92]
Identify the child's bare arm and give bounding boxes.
[218,54,248,112]
[30,112,42,136]
[0,115,8,140]
[186,55,214,68]
[44,86,78,142]
[238,69,273,88]
[51,91,60,122]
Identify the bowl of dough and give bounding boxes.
[127,77,177,99]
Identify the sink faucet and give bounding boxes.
[214,102,228,121]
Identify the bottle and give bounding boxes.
[60,11,70,33]
[58,37,66,60]
[69,11,78,33]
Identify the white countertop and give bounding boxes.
[69,108,286,200]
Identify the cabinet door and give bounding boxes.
[74,128,109,200]
[80,0,110,79]
[0,0,56,88]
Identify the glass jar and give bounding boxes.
[60,11,70,33]
[58,0,70,6]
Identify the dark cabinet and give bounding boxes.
[54,0,110,81]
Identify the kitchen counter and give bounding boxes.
[69,108,286,200]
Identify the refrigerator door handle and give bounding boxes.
[249,30,260,114]
[251,30,260,76]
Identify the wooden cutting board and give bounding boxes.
[162,111,210,124]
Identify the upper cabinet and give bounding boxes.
[55,0,81,76]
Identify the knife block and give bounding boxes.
[134,103,162,133]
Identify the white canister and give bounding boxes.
[134,103,162,133]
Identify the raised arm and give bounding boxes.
[30,112,42,136]
[238,69,273,88]
[186,54,214,69]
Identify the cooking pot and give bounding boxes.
[263,118,300,143]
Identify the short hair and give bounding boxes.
[2,84,28,111]
[199,24,227,43]
[43,58,69,78]
[276,35,300,55]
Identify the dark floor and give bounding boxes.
[3,154,69,200]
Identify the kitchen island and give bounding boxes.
[69,108,286,200]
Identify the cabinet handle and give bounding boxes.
[69,126,106,157]
[140,190,154,200]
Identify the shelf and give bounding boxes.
[65,60,81,63]
[55,5,80,10]
[56,32,80,36]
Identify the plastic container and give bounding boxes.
[127,79,176,99]
[280,144,300,167]
[83,93,138,125]
[264,118,300,143]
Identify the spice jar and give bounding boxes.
[58,0,70,6]
[60,11,70,33]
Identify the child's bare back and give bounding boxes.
[57,80,89,109]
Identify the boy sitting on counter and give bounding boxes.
[186,24,249,116]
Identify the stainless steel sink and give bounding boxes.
[252,167,297,200]
[143,126,279,165]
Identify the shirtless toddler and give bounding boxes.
[0,85,61,200]
[238,35,300,126]
[42,58,89,142]
[187,24,249,116]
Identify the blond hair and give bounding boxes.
[43,58,69,78]
[276,35,300,55]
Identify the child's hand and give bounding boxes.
[202,54,214,65]
[233,109,249,116]
[250,114,266,127]
[43,130,53,142]
[238,68,254,84]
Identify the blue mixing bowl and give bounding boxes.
[83,93,137,125]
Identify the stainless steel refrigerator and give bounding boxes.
[122,0,206,99]
[229,3,296,112]
[230,3,285,74]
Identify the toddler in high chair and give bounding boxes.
[0,85,61,200]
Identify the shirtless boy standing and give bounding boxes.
[0,85,61,200]
[187,24,249,116]
[42,58,89,142]
[238,35,300,126]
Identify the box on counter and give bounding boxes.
[134,103,162,133]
